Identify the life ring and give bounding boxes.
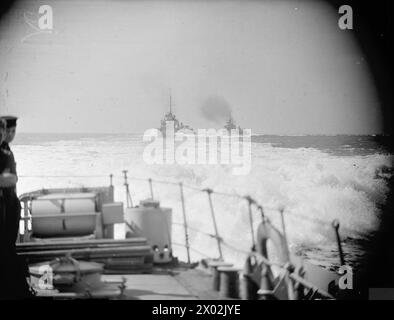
[256,219,290,265]
[241,220,291,299]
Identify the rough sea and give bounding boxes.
[12,133,394,272]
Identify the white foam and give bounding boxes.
[13,137,392,266]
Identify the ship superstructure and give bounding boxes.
[224,113,244,135]
[159,94,194,136]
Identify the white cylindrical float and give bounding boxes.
[124,199,172,264]
[31,193,97,238]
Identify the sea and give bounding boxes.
[11,133,394,272]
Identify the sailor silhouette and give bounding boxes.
[0,115,31,299]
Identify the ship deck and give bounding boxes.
[104,266,221,300]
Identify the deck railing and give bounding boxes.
[17,171,351,267]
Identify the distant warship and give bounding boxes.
[224,113,244,135]
[159,94,194,136]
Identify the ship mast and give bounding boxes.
[169,89,172,114]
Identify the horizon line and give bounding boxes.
[14,131,389,136]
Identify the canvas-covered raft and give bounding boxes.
[15,186,161,298]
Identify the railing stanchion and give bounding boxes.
[108,174,114,204]
[279,207,290,262]
[332,219,345,266]
[122,170,133,208]
[204,188,223,260]
[258,205,265,221]
[148,178,154,199]
[245,196,256,250]
[179,182,191,264]
[22,198,30,242]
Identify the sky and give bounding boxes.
[0,0,383,134]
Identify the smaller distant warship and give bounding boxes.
[159,94,194,136]
[224,113,244,135]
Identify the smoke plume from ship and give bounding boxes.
[200,96,232,124]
